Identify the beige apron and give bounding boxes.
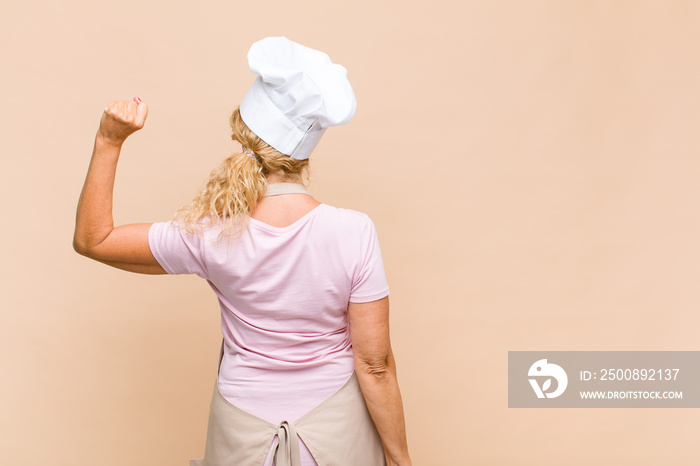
[189,338,387,466]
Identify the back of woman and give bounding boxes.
[151,196,390,465]
[149,201,390,420]
[74,36,411,466]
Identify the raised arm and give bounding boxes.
[73,98,166,275]
[348,296,412,466]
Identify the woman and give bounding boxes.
[73,37,411,466]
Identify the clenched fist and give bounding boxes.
[97,97,149,146]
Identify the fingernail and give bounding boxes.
[135,97,142,103]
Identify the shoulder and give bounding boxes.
[320,203,375,229]
[321,203,372,222]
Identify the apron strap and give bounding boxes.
[270,420,302,466]
[262,182,311,197]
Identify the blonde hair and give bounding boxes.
[171,106,310,243]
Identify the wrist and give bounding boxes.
[387,451,412,466]
[388,460,411,466]
[95,130,125,148]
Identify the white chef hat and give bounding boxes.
[239,36,357,160]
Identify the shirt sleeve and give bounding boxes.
[349,216,390,303]
[148,220,209,279]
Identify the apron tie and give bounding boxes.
[271,420,302,466]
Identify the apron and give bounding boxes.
[189,338,387,466]
[190,182,386,465]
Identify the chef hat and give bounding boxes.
[239,36,357,160]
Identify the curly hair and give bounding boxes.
[171,106,310,244]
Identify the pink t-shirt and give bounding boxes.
[148,203,390,465]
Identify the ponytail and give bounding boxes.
[172,107,309,243]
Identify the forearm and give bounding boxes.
[73,133,122,252]
[356,353,412,466]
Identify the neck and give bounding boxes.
[267,173,303,184]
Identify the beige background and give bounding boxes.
[2,1,699,464]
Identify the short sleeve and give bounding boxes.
[148,221,209,278]
[349,216,390,303]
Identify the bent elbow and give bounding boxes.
[356,353,393,379]
[73,239,85,255]
[73,238,91,257]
